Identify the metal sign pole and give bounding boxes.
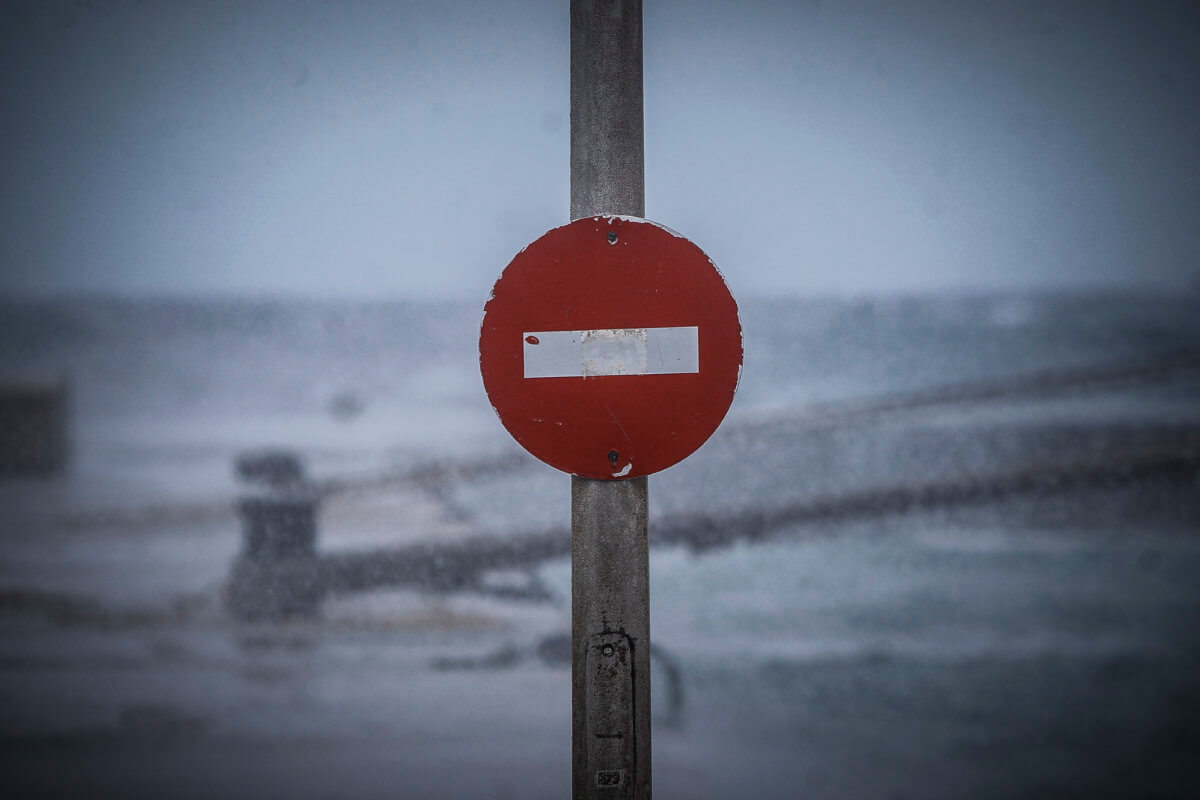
[569,1,650,798]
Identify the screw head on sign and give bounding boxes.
[607,231,618,245]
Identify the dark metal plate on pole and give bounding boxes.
[586,631,637,794]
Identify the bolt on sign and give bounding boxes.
[480,215,742,479]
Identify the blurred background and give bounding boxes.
[1,1,1199,798]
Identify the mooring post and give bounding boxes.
[570,1,651,797]
[225,449,323,621]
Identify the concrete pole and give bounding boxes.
[570,2,650,798]
[570,0,645,221]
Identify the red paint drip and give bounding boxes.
[525,335,540,345]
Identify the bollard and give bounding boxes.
[225,450,324,621]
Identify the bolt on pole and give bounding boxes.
[569,2,650,798]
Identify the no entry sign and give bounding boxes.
[480,216,742,480]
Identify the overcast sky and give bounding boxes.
[1,0,1197,298]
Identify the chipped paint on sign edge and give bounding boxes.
[587,214,687,240]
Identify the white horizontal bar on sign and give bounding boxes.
[523,326,699,378]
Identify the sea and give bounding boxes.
[1,290,1199,799]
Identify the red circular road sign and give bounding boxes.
[480,216,742,480]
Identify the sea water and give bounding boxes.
[1,291,1198,798]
